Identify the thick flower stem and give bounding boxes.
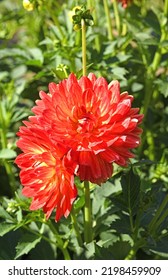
[84,181,93,244]
[103,0,113,40]
[88,0,101,52]
[113,0,121,36]
[81,18,87,76]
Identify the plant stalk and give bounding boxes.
[148,194,168,233]
[71,207,83,247]
[103,0,113,40]
[48,221,71,260]
[81,18,87,76]
[0,102,16,196]
[113,0,121,35]
[84,181,93,243]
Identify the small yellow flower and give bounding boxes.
[68,6,81,22]
[23,0,34,11]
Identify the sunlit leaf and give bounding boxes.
[0,149,17,159]
[0,223,15,237]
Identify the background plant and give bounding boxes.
[0,0,168,260]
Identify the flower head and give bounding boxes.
[116,0,131,8]
[15,73,143,221]
[15,124,77,221]
[23,0,34,11]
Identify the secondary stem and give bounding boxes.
[71,207,83,247]
[103,0,113,40]
[84,181,93,243]
[81,18,87,76]
[113,0,121,35]
[142,0,168,118]
[48,221,71,260]
[88,0,101,52]
[148,194,168,233]
[0,102,16,196]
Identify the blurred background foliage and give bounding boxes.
[0,0,168,260]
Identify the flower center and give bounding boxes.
[77,112,96,134]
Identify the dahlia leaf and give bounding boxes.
[109,240,132,260]
[0,149,17,159]
[74,195,85,210]
[28,48,44,65]
[112,213,132,234]
[0,223,16,237]
[150,237,168,259]
[0,48,30,60]
[121,168,141,216]
[0,206,14,220]
[95,241,131,260]
[15,234,41,259]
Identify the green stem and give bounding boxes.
[152,0,168,72]
[88,0,101,52]
[155,208,168,231]
[124,249,136,260]
[113,0,121,35]
[84,181,93,243]
[141,71,153,117]
[81,18,87,76]
[124,238,146,260]
[103,0,113,40]
[142,0,168,118]
[87,0,93,8]
[0,103,7,148]
[164,0,168,16]
[0,102,16,196]
[46,3,64,38]
[148,194,168,233]
[121,22,127,36]
[146,129,155,160]
[71,207,83,247]
[48,221,71,260]
[23,224,57,246]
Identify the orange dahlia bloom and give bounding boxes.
[15,73,143,221]
[15,125,77,221]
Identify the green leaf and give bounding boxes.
[15,234,42,259]
[112,67,128,80]
[131,82,144,92]
[74,195,85,210]
[98,231,118,248]
[112,214,132,234]
[28,239,56,260]
[0,48,30,60]
[0,206,13,220]
[0,230,21,260]
[28,48,44,64]
[0,149,17,159]
[121,168,141,216]
[0,223,16,237]
[84,241,96,259]
[110,241,132,260]
[95,241,131,260]
[149,236,168,258]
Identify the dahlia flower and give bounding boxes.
[117,0,131,8]
[15,73,143,221]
